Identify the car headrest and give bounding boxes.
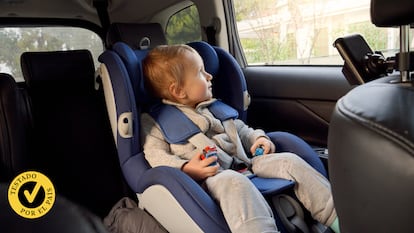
[187,41,220,77]
[111,42,152,105]
[328,77,414,232]
[371,0,414,27]
[20,50,95,89]
[106,23,167,50]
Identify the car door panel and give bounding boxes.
[244,66,352,146]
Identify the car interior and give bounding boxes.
[0,0,413,232]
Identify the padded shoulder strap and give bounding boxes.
[149,103,200,144]
[209,100,239,121]
[149,100,238,144]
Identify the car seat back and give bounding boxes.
[19,49,131,217]
[0,73,31,182]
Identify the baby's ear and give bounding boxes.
[169,82,187,99]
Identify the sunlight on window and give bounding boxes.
[234,0,405,65]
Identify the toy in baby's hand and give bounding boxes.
[201,145,218,166]
[254,145,264,156]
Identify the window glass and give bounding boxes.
[165,4,202,44]
[0,27,103,82]
[234,0,406,65]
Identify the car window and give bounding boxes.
[0,27,103,82]
[234,0,406,65]
[165,4,202,44]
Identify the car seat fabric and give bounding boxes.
[20,49,132,218]
[148,100,239,144]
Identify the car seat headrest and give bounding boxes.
[20,50,95,89]
[187,41,219,77]
[371,0,414,27]
[111,42,154,106]
[106,23,167,50]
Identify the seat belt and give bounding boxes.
[203,17,221,46]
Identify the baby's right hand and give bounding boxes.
[181,153,219,181]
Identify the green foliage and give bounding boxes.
[348,22,388,51]
[241,36,295,64]
[166,5,202,44]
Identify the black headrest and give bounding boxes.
[20,50,95,89]
[371,0,414,27]
[328,77,414,233]
[0,73,30,182]
[106,23,167,50]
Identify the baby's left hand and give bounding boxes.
[250,137,275,156]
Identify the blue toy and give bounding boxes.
[254,146,264,156]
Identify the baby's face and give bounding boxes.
[181,50,213,107]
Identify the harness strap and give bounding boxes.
[149,104,200,144]
[149,100,238,144]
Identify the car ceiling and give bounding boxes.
[0,0,184,27]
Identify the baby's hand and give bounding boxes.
[181,153,219,181]
[250,137,275,156]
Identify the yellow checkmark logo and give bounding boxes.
[23,182,42,204]
[8,171,55,219]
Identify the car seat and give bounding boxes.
[0,73,31,182]
[98,22,328,233]
[328,0,414,232]
[17,49,132,218]
[0,70,123,231]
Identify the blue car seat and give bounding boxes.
[98,22,328,233]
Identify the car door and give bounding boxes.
[244,65,351,147]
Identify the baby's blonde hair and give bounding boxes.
[143,44,198,100]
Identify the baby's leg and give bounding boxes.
[252,153,337,226]
[205,169,279,233]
